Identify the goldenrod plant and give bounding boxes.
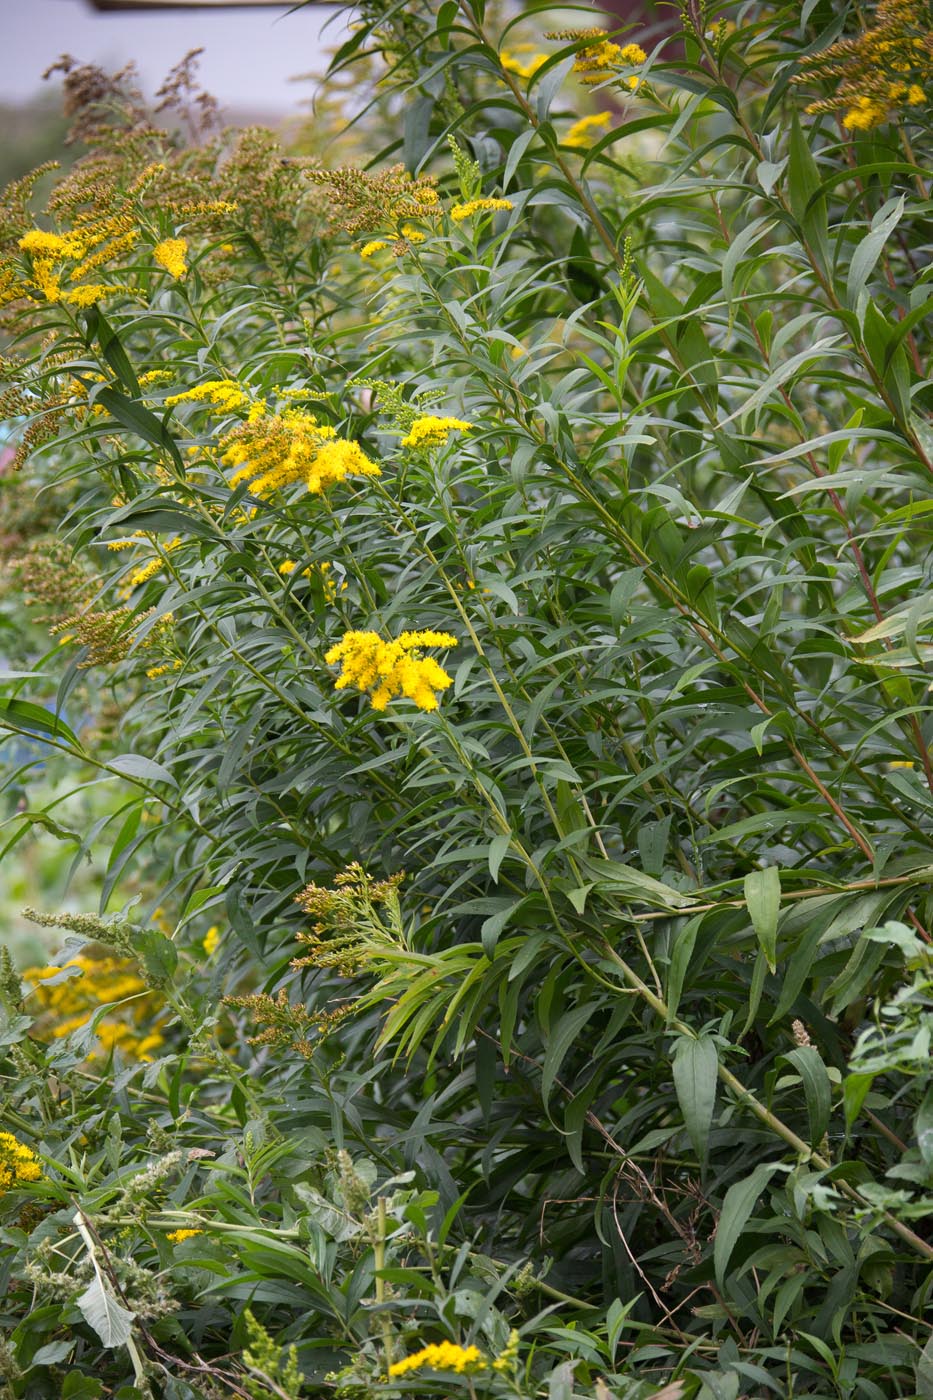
[0,6,931,1395]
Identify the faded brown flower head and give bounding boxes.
[306,164,439,237]
[796,0,930,130]
[223,987,352,1059]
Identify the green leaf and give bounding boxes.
[83,306,140,395]
[532,56,573,122]
[666,913,704,1024]
[846,198,904,312]
[104,501,216,542]
[843,1072,874,1132]
[95,386,184,472]
[133,928,178,987]
[583,857,694,910]
[916,1085,933,1168]
[787,110,828,264]
[541,1003,596,1106]
[63,1376,104,1399]
[503,128,536,191]
[744,866,781,972]
[672,1034,718,1164]
[108,753,177,788]
[487,832,511,883]
[917,1326,933,1398]
[714,1163,780,1286]
[783,1045,832,1145]
[0,698,82,750]
[76,1275,135,1349]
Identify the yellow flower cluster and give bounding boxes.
[388,1342,486,1377]
[139,369,175,389]
[0,1132,43,1197]
[65,283,130,308]
[450,198,514,222]
[565,111,613,146]
[120,537,181,592]
[325,629,458,712]
[571,34,647,86]
[18,229,84,259]
[165,379,250,412]
[500,45,549,78]
[145,660,183,679]
[401,415,474,449]
[492,1329,520,1373]
[166,1228,203,1243]
[800,0,930,129]
[16,215,140,306]
[203,925,221,955]
[842,81,925,129]
[24,954,166,1062]
[153,237,189,278]
[361,240,388,258]
[221,408,379,497]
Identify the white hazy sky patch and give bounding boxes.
[0,0,345,113]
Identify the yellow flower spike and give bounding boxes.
[153,237,189,278]
[388,1342,487,1377]
[138,369,174,390]
[203,926,221,955]
[166,380,250,412]
[305,439,380,495]
[449,198,513,222]
[400,416,474,449]
[30,258,62,303]
[360,240,389,258]
[62,284,128,308]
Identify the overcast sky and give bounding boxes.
[0,0,345,114]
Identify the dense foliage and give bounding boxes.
[1,2,932,1396]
